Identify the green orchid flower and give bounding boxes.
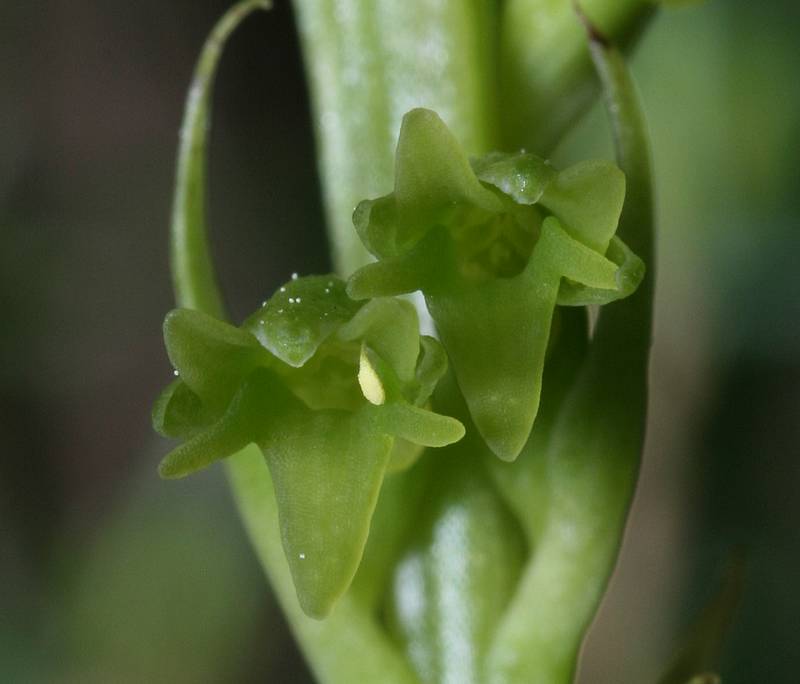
[152,275,463,618]
[347,108,644,461]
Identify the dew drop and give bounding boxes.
[299,553,306,560]
[173,369,179,377]
[280,286,286,293]
[296,296,302,303]
[291,272,299,280]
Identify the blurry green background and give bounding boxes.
[1,1,797,682]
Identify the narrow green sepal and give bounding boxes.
[371,402,465,448]
[158,367,288,479]
[261,404,393,619]
[346,227,447,301]
[393,108,502,244]
[163,308,263,414]
[557,235,646,306]
[426,265,555,461]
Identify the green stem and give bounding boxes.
[487,19,655,684]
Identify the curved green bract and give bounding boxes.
[170,0,271,318]
[348,108,643,461]
[154,274,463,617]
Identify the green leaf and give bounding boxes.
[162,308,264,414]
[242,275,362,368]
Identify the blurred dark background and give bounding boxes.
[1,1,797,682]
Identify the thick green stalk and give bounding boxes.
[291,0,500,275]
[486,26,654,684]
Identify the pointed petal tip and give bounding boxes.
[485,436,526,463]
[472,413,531,463]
